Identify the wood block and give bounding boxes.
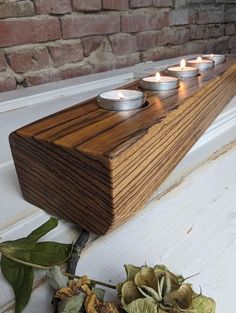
[10,56,236,234]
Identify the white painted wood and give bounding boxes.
[74,142,236,313]
[0,55,197,114]
[2,141,235,313]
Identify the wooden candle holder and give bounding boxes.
[10,56,236,234]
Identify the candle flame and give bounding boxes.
[155,72,161,82]
[180,59,186,69]
[118,91,125,99]
[210,54,214,57]
[197,56,202,63]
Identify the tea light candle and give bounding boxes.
[202,54,225,65]
[140,72,179,91]
[187,56,214,71]
[167,59,199,79]
[97,89,146,111]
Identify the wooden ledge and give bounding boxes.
[10,56,236,234]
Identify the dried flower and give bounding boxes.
[118,264,216,313]
[50,270,120,313]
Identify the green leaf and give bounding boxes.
[193,294,216,313]
[0,218,63,313]
[58,293,86,313]
[27,217,58,242]
[1,241,72,267]
[0,218,58,249]
[123,298,158,313]
[47,266,68,290]
[1,255,34,313]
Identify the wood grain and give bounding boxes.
[9,56,236,234]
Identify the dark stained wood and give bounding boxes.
[10,56,236,234]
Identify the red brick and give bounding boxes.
[115,53,140,69]
[73,0,101,11]
[62,15,120,38]
[0,17,61,48]
[204,37,229,54]
[208,24,225,37]
[24,68,62,87]
[109,34,137,55]
[137,31,158,51]
[82,36,104,57]
[144,46,180,61]
[225,23,235,35]
[0,73,16,92]
[229,35,236,48]
[121,12,167,33]
[225,7,236,22]
[190,24,225,40]
[189,0,214,3]
[179,40,204,55]
[0,53,7,71]
[129,0,152,8]
[157,27,189,45]
[48,40,83,67]
[0,1,34,18]
[170,27,189,45]
[93,61,114,72]
[229,35,236,53]
[140,48,162,62]
[197,8,224,24]
[153,0,173,7]
[7,47,50,73]
[103,0,129,10]
[157,28,172,46]
[169,9,195,25]
[190,25,210,40]
[60,63,93,79]
[35,0,71,14]
[216,0,236,2]
[158,46,180,59]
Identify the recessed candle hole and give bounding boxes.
[136,100,149,109]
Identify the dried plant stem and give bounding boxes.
[66,229,89,275]
[63,272,116,289]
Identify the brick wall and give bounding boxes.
[0,0,235,93]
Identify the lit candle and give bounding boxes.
[140,71,179,91]
[202,54,225,65]
[180,59,186,69]
[155,72,161,82]
[187,56,214,71]
[118,91,125,100]
[97,89,146,111]
[167,59,199,79]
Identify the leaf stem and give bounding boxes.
[63,272,117,290]
[0,252,50,270]
[0,251,117,290]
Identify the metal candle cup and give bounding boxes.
[141,74,179,91]
[187,57,214,71]
[97,89,146,111]
[203,54,225,65]
[167,59,199,79]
